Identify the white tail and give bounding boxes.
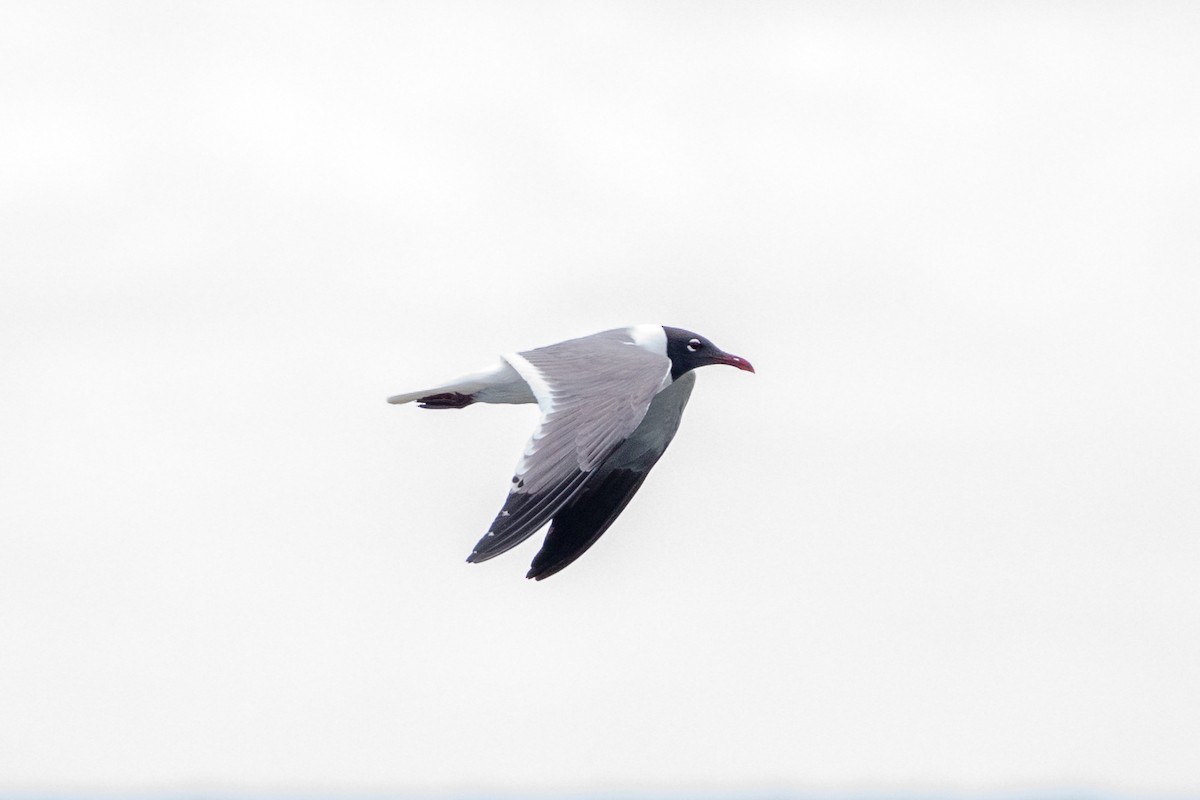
[387,387,449,405]
[387,359,536,406]
[387,374,486,404]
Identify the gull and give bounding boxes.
[388,325,754,580]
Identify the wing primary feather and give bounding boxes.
[525,468,650,581]
[466,469,589,563]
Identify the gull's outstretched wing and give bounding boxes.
[466,329,671,564]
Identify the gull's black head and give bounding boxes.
[662,327,755,381]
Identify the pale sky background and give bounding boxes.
[2,2,1198,797]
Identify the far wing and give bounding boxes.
[524,468,650,580]
[466,330,671,564]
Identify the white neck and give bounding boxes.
[628,324,667,356]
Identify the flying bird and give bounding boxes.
[388,325,754,580]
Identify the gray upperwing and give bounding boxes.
[503,329,672,494]
[466,329,672,564]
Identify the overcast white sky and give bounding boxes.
[2,2,1199,796]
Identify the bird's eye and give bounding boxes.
[687,338,703,352]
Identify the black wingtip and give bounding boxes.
[526,558,573,581]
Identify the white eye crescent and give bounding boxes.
[687,338,702,352]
